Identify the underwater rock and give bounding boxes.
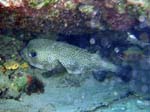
[0,66,44,99]
[122,46,144,63]
[0,74,132,112]
[127,32,150,48]
[0,35,23,60]
[129,69,150,98]
[39,103,56,112]
[0,0,149,36]
[25,76,44,95]
[0,99,30,112]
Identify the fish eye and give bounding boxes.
[29,51,37,57]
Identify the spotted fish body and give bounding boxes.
[21,39,118,75]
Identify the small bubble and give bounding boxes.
[89,38,96,45]
[139,15,146,22]
[114,47,119,53]
[113,91,118,96]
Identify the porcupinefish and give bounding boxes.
[21,39,129,79]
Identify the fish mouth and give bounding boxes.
[30,62,44,69]
[20,49,26,60]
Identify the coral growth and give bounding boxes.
[0,0,149,36]
[0,69,44,99]
[104,9,135,30]
[0,60,29,73]
[3,60,20,70]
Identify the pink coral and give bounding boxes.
[104,9,136,31]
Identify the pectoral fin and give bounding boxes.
[43,60,64,71]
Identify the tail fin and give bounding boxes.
[92,70,107,82]
[117,65,133,82]
[92,64,132,82]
